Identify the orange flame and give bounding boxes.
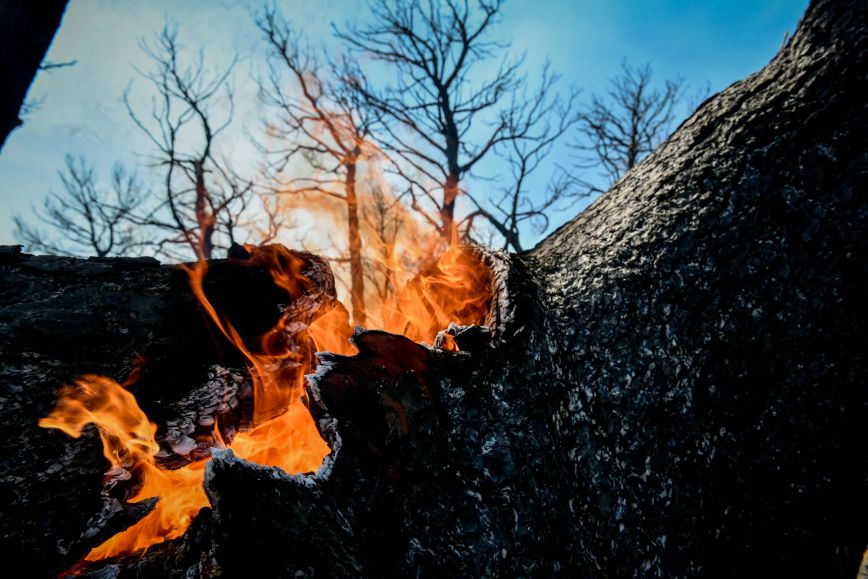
[309,303,356,356]
[378,244,491,344]
[38,375,208,559]
[40,250,333,561]
[278,159,493,343]
[40,140,494,563]
[179,249,332,471]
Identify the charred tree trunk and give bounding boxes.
[0,0,866,577]
[525,0,868,573]
[0,246,339,575]
[0,0,69,151]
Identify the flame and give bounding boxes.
[40,126,494,565]
[40,249,333,561]
[377,244,491,344]
[38,375,208,559]
[278,157,492,344]
[439,333,460,353]
[181,252,311,425]
[309,303,356,356]
[177,247,331,473]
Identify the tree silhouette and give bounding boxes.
[574,61,685,192]
[258,8,377,324]
[13,155,143,257]
[337,0,576,249]
[123,26,258,261]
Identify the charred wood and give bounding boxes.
[0,0,69,151]
[0,246,338,575]
[0,0,866,577]
[526,0,868,574]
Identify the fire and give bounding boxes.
[378,244,491,344]
[180,248,332,471]
[39,248,333,562]
[39,178,493,565]
[309,304,356,356]
[38,375,208,559]
[281,158,493,342]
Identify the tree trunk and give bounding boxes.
[1,0,866,577]
[0,0,68,151]
[346,159,366,326]
[194,161,215,261]
[525,0,867,574]
[0,246,339,576]
[441,173,459,241]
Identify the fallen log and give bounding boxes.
[0,0,866,576]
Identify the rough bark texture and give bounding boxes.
[0,246,338,576]
[528,0,867,575]
[0,0,866,577]
[0,0,69,151]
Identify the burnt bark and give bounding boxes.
[0,0,866,577]
[0,0,69,151]
[0,245,338,575]
[526,0,868,574]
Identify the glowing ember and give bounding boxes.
[39,238,491,563]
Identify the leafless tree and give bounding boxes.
[574,61,685,191]
[13,155,143,257]
[336,0,577,247]
[257,8,379,324]
[124,26,256,261]
[462,93,582,252]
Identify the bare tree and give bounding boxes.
[463,96,581,252]
[336,0,576,246]
[124,26,255,261]
[574,61,685,191]
[13,155,143,257]
[257,8,379,324]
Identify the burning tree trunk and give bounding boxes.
[0,246,340,574]
[1,0,866,577]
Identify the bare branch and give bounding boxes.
[14,156,145,257]
[123,24,256,260]
[337,0,570,249]
[573,61,686,187]
[257,6,383,323]
[459,63,582,251]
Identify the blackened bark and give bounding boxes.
[0,246,338,576]
[0,0,69,151]
[1,0,866,577]
[527,0,868,575]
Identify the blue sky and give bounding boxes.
[0,0,808,250]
